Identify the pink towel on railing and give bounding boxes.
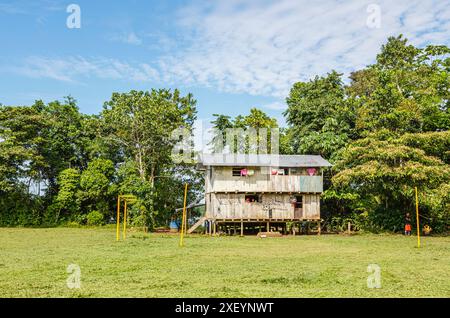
[307,168,316,176]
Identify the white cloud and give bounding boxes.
[0,1,66,15]
[158,0,450,98]
[262,101,287,111]
[0,2,28,14]
[110,31,143,45]
[9,0,450,98]
[13,56,159,83]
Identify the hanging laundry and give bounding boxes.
[240,168,248,176]
[271,169,278,175]
[307,168,317,176]
[277,169,285,175]
[247,169,254,176]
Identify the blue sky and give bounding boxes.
[1,0,449,127]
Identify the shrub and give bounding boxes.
[72,214,87,225]
[65,221,81,228]
[86,211,104,226]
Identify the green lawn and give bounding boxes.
[0,227,449,297]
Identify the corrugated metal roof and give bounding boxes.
[197,154,332,167]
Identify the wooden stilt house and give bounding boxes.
[189,154,332,235]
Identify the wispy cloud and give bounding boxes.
[158,0,450,98]
[7,0,450,98]
[110,31,143,45]
[0,2,28,14]
[13,56,159,83]
[0,0,64,15]
[262,101,287,111]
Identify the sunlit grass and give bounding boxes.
[0,228,449,297]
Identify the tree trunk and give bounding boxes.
[146,165,156,231]
[137,147,145,181]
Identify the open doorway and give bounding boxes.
[294,195,303,218]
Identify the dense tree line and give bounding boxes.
[0,90,202,228]
[1,35,448,232]
[211,35,450,233]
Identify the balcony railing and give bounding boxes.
[208,175,323,193]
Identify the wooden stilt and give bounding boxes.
[213,221,216,236]
[240,219,244,237]
[317,220,321,236]
[266,221,270,232]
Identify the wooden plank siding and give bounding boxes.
[299,176,323,192]
[206,193,320,220]
[204,166,322,221]
[206,167,323,193]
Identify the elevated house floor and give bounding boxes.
[188,154,332,235]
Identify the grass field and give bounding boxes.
[0,227,449,297]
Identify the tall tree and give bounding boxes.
[210,114,233,153]
[284,71,356,160]
[284,35,450,233]
[210,108,280,154]
[332,130,450,232]
[101,89,197,228]
[352,35,450,134]
[102,89,196,181]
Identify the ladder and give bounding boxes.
[187,217,207,234]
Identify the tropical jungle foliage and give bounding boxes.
[1,35,449,232]
[0,90,202,228]
[212,35,450,233]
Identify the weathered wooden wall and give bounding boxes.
[206,193,320,220]
[205,167,323,193]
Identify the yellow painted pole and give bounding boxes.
[116,195,121,241]
[179,183,188,247]
[415,187,420,248]
[123,200,127,240]
[184,205,188,235]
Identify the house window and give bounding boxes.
[232,167,244,176]
[245,194,261,203]
[232,167,257,176]
[294,195,302,209]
